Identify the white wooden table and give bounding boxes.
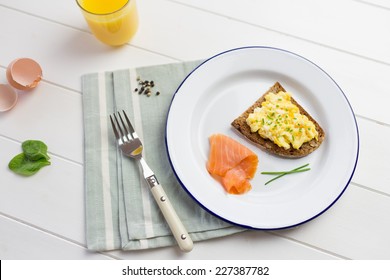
[0,0,389,260]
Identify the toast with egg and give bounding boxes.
[231,82,325,158]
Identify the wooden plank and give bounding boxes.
[353,118,390,194]
[171,0,390,64]
[0,69,83,163]
[0,5,176,92]
[278,185,390,259]
[0,215,113,260]
[111,231,341,260]
[356,0,390,9]
[0,137,86,244]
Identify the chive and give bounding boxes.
[261,164,310,185]
[261,167,310,175]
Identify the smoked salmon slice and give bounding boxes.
[207,134,258,194]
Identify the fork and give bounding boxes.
[110,110,194,252]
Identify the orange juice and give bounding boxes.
[76,0,139,46]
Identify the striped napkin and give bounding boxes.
[81,61,246,251]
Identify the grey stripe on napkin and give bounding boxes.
[82,61,245,251]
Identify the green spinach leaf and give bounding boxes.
[8,153,51,176]
[22,140,50,161]
[8,140,51,176]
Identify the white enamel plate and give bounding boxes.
[166,46,359,229]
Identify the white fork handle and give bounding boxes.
[150,184,194,252]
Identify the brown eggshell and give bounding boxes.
[0,84,18,112]
[7,58,42,91]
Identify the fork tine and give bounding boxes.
[122,110,136,136]
[113,113,126,140]
[109,115,120,140]
[118,111,132,140]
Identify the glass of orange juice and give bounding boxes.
[76,0,139,46]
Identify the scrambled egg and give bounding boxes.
[246,91,318,150]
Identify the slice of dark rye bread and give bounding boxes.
[231,82,325,158]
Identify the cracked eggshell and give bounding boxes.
[0,84,18,112]
[6,58,42,91]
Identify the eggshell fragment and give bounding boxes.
[0,84,18,112]
[6,58,42,90]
